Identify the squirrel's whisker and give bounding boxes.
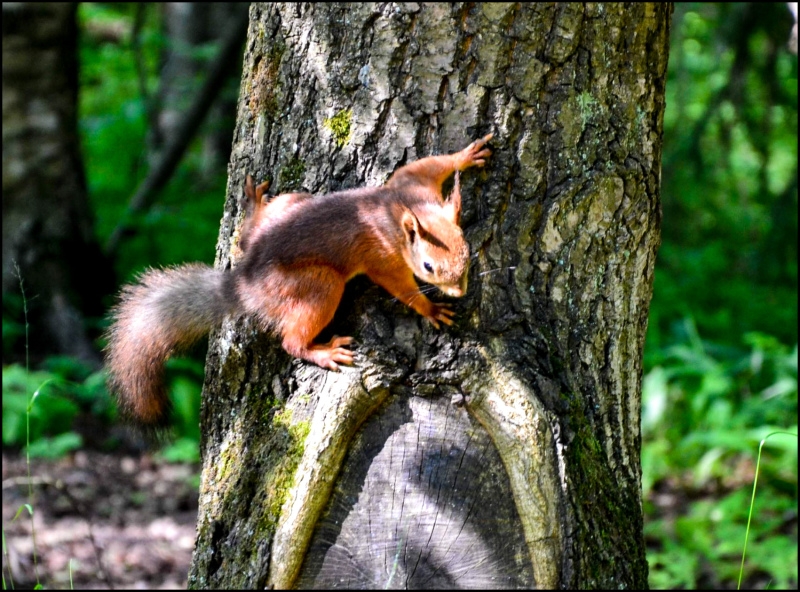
[478,266,517,277]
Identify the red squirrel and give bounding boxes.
[105,134,493,426]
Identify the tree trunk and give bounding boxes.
[2,2,113,364]
[189,3,671,589]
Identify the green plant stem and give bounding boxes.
[738,430,799,590]
[14,262,41,587]
[2,529,13,589]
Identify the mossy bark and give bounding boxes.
[189,3,671,589]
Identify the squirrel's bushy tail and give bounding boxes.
[105,264,233,427]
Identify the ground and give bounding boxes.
[2,451,197,590]
[3,449,792,589]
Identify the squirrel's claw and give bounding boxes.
[308,336,355,371]
[459,133,494,170]
[426,304,456,328]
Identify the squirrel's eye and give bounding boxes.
[424,262,434,274]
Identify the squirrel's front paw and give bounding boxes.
[458,133,493,170]
[425,304,456,329]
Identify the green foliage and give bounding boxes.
[642,320,797,588]
[25,433,85,460]
[2,291,26,359]
[78,3,229,282]
[647,488,797,590]
[653,3,798,347]
[647,486,797,589]
[72,3,227,448]
[157,437,201,464]
[1,355,203,456]
[2,362,114,456]
[161,357,204,448]
[643,321,797,491]
[642,5,798,587]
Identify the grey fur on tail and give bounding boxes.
[104,264,235,428]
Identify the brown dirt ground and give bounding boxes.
[2,450,198,590]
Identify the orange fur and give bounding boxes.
[105,134,492,426]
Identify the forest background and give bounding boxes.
[2,2,797,589]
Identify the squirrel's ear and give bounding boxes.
[245,175,255,201]
[444,171,462,224]
[255,180,270,203]
[401,209,420,244]
[245,175,270,206]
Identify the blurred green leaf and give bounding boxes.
[26,433,84,459]
[158,437,201,464]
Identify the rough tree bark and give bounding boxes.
[189,3,671,589]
